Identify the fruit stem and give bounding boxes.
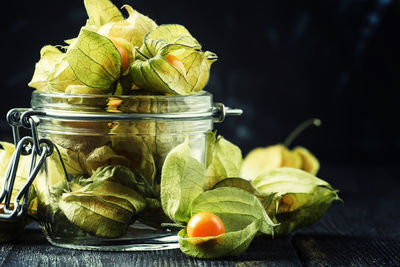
[283,118,321,148]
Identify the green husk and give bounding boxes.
[160,138,205,224]
[129,24,217,95]
[66,29,122,92]
[252,167,340,235]
[205,131,242,189]
[59,192,132,238]
[28,46,80,92]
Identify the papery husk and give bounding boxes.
[293,146,320,175]
[85,145,131,175]
[81,181,145,214]
[107,94,160,113]
[130,24,217,95]
[205,132,242,189]
[80,165,146,213]
[241,144,302,180]
[54,145,88,176]
[84,0,124,29]
[28,46,80,93]
[34,147,87,237]
[66,29,122,92]
[59,192,132,238]
[97,5,157,48]
[110,122,157,184]
[252,168,339,235]
[153,121,185,172]
[49,120,111,153]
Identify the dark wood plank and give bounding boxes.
[291,164,400,266]
[3,163,398,266]
[0,222,301,267]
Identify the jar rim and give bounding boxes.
[31,90,211,100]
[30,90,215,120]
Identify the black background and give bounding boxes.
[1,0,399,166]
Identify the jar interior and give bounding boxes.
[31,91,214,250]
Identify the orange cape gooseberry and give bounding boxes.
[112,40,130,72]
[165,54,186,77]
[186,211,225,238]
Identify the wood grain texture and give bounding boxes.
[291,164,400,266]
[0,223,300,267]
[1,164,399,266]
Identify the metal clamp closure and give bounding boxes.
[212,103,243,123]
[0,109,53,220]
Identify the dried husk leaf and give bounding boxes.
[281,146,302,169]
[85,145,131,175]
[59,192,132,238]
[49,119,110,153]
[178,219,263,259]
[191,187,275,234]
[178,187,276,259]
[205,132,242,189]
[110,122,157,183]
[28,45,80,92]
[98,5,157,48]
[241,144,302,180]
[80,165,146,213]
[274,187,338,235]
[160,137,205,224]
[54,144,88,176]
[252,168,339,235]
[83,0,124,29]
[252,167,332,194]
[140,24,200,57]
[81,181,145,214]
[66,29,122,92]
[153,122,185,172]
[130,25,217,95]
[50,132,109,153]
[293,146,320,175]
[213,177,259,196]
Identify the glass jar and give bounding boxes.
[23,90,240,251]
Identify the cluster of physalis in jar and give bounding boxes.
[28,0,217,97]
[0,0,341,260]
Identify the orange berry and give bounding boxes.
[187,211,225,238]
[112,40,130,72]
[165,54,186,76]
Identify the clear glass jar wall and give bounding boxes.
[30,91,214,250]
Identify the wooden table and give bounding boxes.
[0,163,399,266]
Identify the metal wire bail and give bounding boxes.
[0,109,53,220]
